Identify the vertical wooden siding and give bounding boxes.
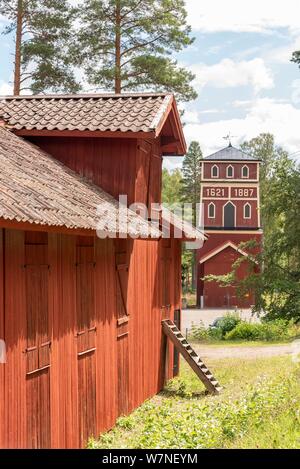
[0,229,181,448]
[1,134,182,448]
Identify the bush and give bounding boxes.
[225,319,299,341]
[215,313,242,338]
[190,321,209,341]
[225,322,262,340]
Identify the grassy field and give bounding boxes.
[89,354,300,449]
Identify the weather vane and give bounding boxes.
[223,132,237,147]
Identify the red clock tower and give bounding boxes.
[197,144,262,308]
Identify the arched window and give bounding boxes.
[226,165,234,178]
[223,202,235,228]
[244,203,251,219]
[208,202,215,218]
[211,165,219,178]
[242,165,249,178]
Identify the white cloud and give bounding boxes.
[266,35,300,63]
[184,98,300,157]
[190,58,274,94]
[184,110,200,124]
[0,81,13,95]
[186,0,300,34]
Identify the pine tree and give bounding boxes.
[0,0,79,94]
[181,141,203,296]
[74,0,197,101]
[181,141,203,226]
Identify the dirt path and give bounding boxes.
[193,343,293,360]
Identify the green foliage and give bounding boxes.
[190,316,300,343]
[190,313,242,341]
[0,0,79,93]
[162,168,182,206]
[74,0,197,101]
[181,141,202,224]
[242,135,300,321]
[225,319,300,342]
[182,249,194,293]
[190,321,209,341]
[213,314,242,338]
[180,140,203,291]
[89,357,300,449]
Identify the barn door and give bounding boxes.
[76,245,97,446]
[24,240,51,449]
[115,240,130,416]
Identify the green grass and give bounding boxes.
[89,355,300,449]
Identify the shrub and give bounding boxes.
[214,313,241,339]
[190,314,242,341]
[225,319,299,341]
[225,322,262,340]
[190,321,209,341]
[208,327,223,340]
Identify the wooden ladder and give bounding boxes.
[162,319,222,395]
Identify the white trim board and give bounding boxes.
[199,241,251,264]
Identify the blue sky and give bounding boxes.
[1,0,300,169]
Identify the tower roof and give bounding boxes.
[204,144,260,161]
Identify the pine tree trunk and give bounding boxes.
[14,0,23,96]
[114,0,121,94]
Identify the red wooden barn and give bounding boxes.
[197,144,262,308]
[0,93,204,448]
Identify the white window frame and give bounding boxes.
[242,165,249,178]
[211,164,219,178]
[243,202,251,219]
[226,164,234,178]
[208,202,216,219]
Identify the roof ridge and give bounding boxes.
[203,144,260,161]
[0,92,171,100]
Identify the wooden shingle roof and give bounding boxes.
[0,126,160,238]
[0,93,172,133]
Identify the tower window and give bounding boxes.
[208,202,215,218]
[242,165,249,178]
[244,203,251,219]
[226,165,234,178]
[211,165,219,178]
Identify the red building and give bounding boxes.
[197,144,262,308]
[0,93,205,448]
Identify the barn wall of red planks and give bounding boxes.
[0,136,181,448]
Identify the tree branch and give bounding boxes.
[120,0,144,20]
[120,34,164,58]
